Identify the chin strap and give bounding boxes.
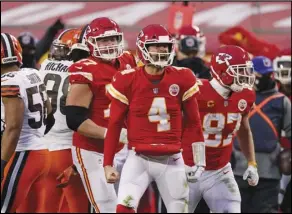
[192,142,206,167]
[230,83,243,92]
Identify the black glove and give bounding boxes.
[51,18,65,32]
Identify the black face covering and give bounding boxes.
[254,74,276,92]
[173,57,211,79]
[21,53,36,68]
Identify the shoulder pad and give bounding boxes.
[72,58,99,70]
[1,71,18,81]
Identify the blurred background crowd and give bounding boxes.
[1,1,291,213]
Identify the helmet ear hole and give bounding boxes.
[145,44,151,51]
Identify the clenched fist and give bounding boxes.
[104,165,120,184]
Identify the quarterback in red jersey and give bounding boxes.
[103,24,205,213]
[65,17,136,213]
[187,45,259,213]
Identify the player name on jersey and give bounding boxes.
[26,73,42,84]
[44,62,69,73]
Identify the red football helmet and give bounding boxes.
[136,24,175,67]
[85,17,123,60]
[1,33,23,66]
[210,45,255,92]
[177,25,206,58]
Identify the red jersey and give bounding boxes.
[68,51,136,153]
[105,65,202,160]
[197,79,255,170]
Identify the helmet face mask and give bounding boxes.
[87,32,123,60]
[50,40,70,61]
[85,18,124,61]
[227,61,255,91]
[138,40,175,67]
[49,28,81,61]
[210,45,255,92]
[273,56,291,85]
[136,25,175,67]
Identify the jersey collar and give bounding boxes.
[210,78,231,99]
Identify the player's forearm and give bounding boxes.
[103,125,122,167]
[77,119,107,139]
[236,122,256,165]
[104,100,128,167]
[182,97,205,166]
[1,127,21,162]
[182,97,204,142]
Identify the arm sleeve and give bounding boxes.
[181,96,205,166]
[107,71,131,105]
[68,63,94,89]
[181,68,200,102]
[35,20,65,61]
[282,96,291,141]
[1,77,22,99]
[103,99,128,166]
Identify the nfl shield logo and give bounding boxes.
[153,88,159,94]
[224,100,228,107]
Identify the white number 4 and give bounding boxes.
[148,97,170,132]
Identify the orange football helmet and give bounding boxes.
[49,28,81,61]
[1,33,23,66]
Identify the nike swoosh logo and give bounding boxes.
[223,170,229,174]
[75,66,83,70]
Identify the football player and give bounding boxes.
[103,24,205,213]
[176,25,207,59]
[273,54,291,99]
[187,45,259,213]
[1,33,54,213]
[65,17,136,213]
[273,52,291,213]
[38,28,90,213]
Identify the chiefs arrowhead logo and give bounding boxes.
[216,53,232,64]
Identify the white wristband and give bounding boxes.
[103,128,108,139]
[192,142,206,167]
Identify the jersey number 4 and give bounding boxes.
[148,97,170,132]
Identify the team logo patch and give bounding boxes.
[207,100,215,108]
[263,58,272,67]
[186,37,195,47]
[216,53,233,64]
[126,64,132,69]
[238,99,247,111]
[169,84,180,96]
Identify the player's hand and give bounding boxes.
[243,165,259,186]
[185,165,205,183]
[56,165,78,188]
[104,165,119,184]
[119,128,128,144]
